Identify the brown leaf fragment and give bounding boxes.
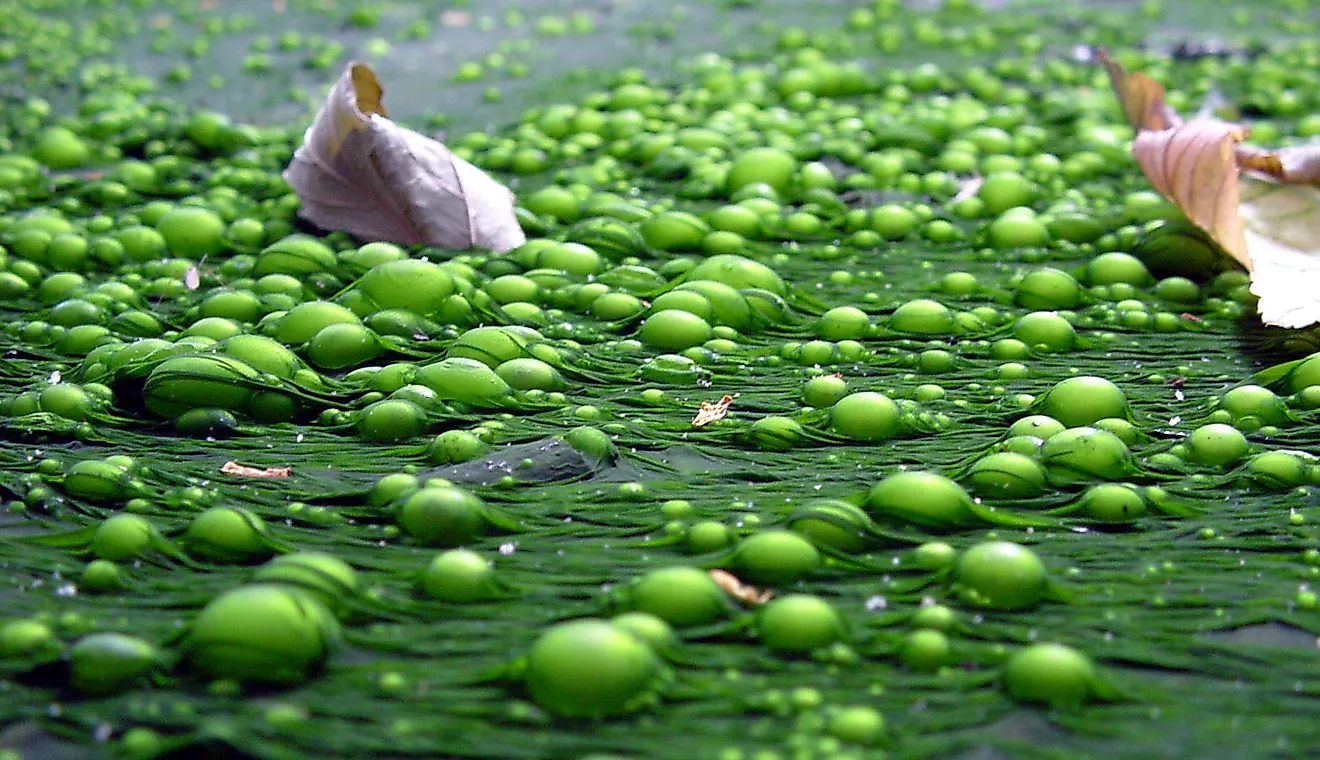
[1236,144,1320,185]
[710,569,773,605]
[1097,48,1182,132]
[691,394,734,427]
[220,461,291,478]
[283,62,525,252]
[1132,119,1250,270]
[1102,51,1320,328]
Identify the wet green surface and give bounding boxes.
[4,1,1320,759]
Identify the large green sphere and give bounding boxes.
[187,584,340,685]
[524,618,662,718]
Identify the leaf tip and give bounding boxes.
[348,62,388,118]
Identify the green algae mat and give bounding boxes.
[6,0,1320,758]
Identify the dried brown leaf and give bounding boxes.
[691,394,734,427]
[1105,52,1320,328]
[1236,144,1320,185]
[1131,119,1250,270]
[220,461,291,478]
[1097,48,1182,132]
[283,62,525,253]
[710,569,773,605]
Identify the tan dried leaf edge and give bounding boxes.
[1100,49,1320,328]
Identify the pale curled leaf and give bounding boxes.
[1239,175,1320,329]
[283,62,525,253]
[1131,119,1250,270]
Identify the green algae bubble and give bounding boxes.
[306,323,382,370]
[524,618,662,718]
[422,548,498,602]
[81,559,125,594]
[1187,423,1250,467]
[685,521,737,554]
[1003,643,1096,708]
[787,499,873,553]
[640,210,709,251]
[563,425,618,464]
[912,542,958,572]
[1042,376,1128,428]
[64,460,133,502]
[953,541,1048,610]
[447,326,542,368]
[68,632,162,695]
[415,358,513,407]
[965,452,1047,500]
[733,530,820,584]
[1086,252,1151,287]
[427,429,490,464]
[1040,427,1134,485]
[253,552,359,614]
[828,705,885,745]
[156,206,226,258]
[651,289,714,322]
[747,416,803,451]
[1012,311,1075,353]
[341,241,407,274]
[1246,451,1309,489]
[32,126,91,170]
[867,471,978,529]
[726,147,798,197]
[92,514,156,561]
[592,291,645,320]
[803,374,849,408]
[638,308,713,351]
[685,254,786,295]
[1009,414,1065,440]
[624,566,727,627]
[397,484,489,546]
[187,584,340,685]
[358,259,454,315]
[987,209,1050,248]
[272,301,362,345]
[910,603,958,632]
[143,354,260,419]
[1015,267,1081,310]
[675,280,754,329]
[0,619,59,659]
[254,235,337,277]
[184,507,275,563]
[815,306,870,341]
[610,612,678,656]
[1220,385,1287,425]
[900,629,952,672]
[357,399,427,441]
[831,391,899,441]
[758,594,843,653]
[1094,418,1139,447]
[1282,353,1320,394]
[1079,483,1147,523]
[640,354,703,384]
[890,299,954,334]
